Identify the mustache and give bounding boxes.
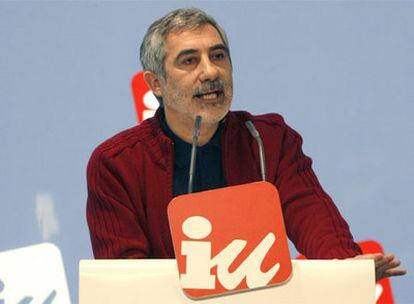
[193,79,225,96]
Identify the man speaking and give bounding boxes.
[86,7,405,281]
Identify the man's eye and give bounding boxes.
[182,57,196,65]
[212,52,225,60]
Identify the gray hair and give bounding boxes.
[140,7,231,80]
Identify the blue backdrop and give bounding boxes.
[1,1,413,302]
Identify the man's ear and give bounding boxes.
[143,71,163,98]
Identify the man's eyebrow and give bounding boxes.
[209,44,229,54]
[175,49,198,62]
[174,44,229,62]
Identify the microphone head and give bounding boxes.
[245,121,260,138]
[194,116,202,137]
[195,115,202,128]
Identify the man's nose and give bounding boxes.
[199,56,219,82]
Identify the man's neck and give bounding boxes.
[164,110,219,146]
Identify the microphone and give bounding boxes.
[245,121,267,182]
[188,116,202,194]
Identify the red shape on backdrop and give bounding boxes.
[359,240,394,304]
[168,182,292,299]
[131,71,159,123]
[296,240,394,303]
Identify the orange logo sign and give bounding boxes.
[168,182,292,299]
[131,71,159,123]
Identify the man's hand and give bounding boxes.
[352,253,407,281]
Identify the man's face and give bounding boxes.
[159,24,233,125]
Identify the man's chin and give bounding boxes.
[193,107,230,125]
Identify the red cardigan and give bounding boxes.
[86,110,361,259]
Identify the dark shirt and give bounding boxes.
[158,108,227,197]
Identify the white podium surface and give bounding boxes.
[79,259,375,304]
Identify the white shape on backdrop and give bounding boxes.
[35,193,59,241]
[375,283,383,302]
[143,90,159,120]
[0,243,71,303]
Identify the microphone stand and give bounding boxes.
[245,121,267,182]
[188,116,202,194]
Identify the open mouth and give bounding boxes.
[194,90,224,101]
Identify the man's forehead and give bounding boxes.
[165,24,224,55]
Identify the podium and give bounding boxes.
[79,259,375,303]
